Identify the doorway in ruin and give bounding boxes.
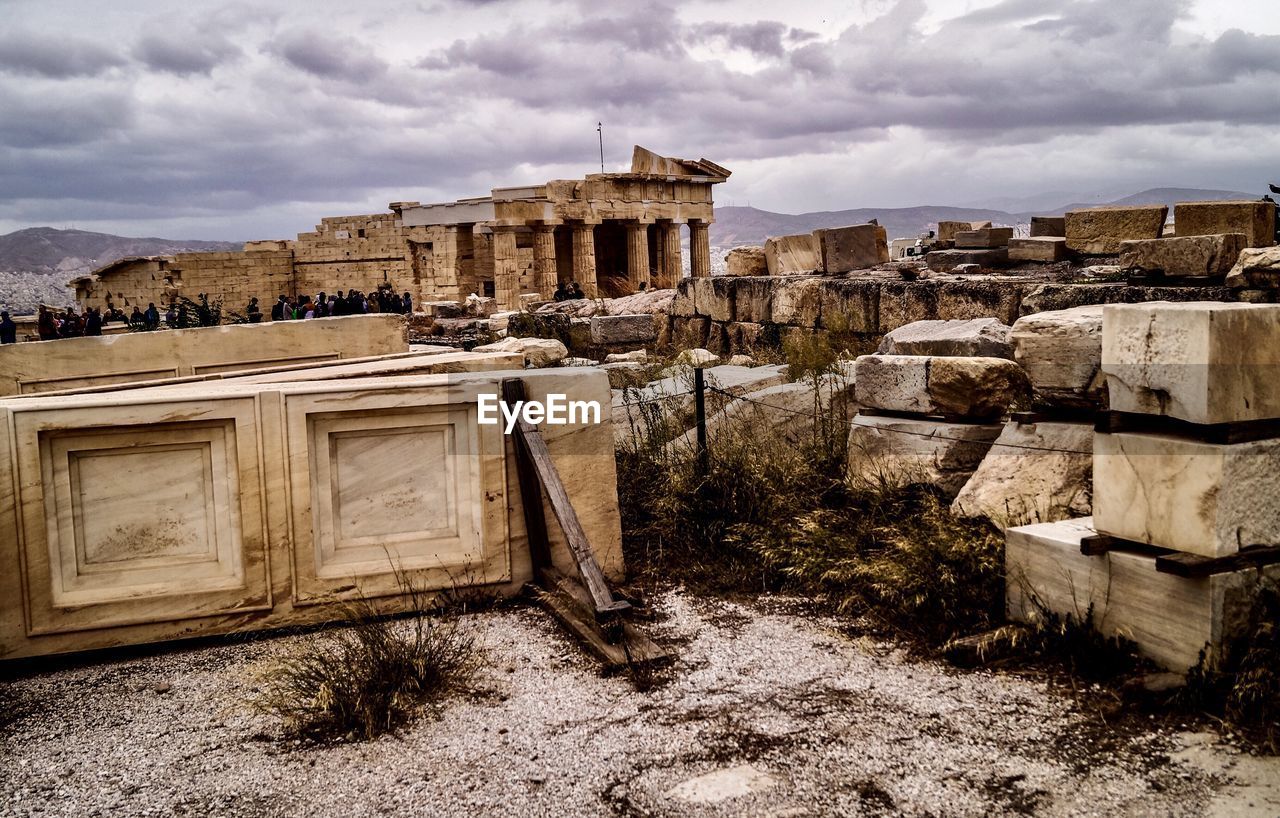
[594,222,629,298]
[408,241,433,288]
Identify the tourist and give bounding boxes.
[315,292,328,318]
[37,306,57,340]
[569,281,584,299]
[165,305,178,327]
[58,308,83,338]
[246,297,262,323]
[553,282,569,301]
[144,302,160,330]
[331,290,348,316]
[84,308,103,337]
[129,306,145,327]
[271,295,288,321]
[0,311,15,344]
[401,291,413,314]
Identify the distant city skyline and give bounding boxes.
[1,0,1278,240]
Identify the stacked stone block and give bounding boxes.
[847,353,1027,498]
[1005,301,1280,671]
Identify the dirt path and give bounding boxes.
[2,591,1277,817]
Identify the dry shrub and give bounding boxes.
[1182,580,1280,751]
[254,583,480,742]
[616,343,1003,645]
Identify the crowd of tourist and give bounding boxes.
[0,285,416,344]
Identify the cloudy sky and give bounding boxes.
[2,0,1279,240]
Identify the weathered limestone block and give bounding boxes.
[924,248,1009,272]
[937,220,993,243]
[701,277,736,322]
[601,361,646,388]
[1011,305,1106,410]
[1008,237,1068,263]
[1225,246,1280,288]
[818,279,879,333]
[1174,200,1275,248]
[878,282,940,332]
[935,281,1023,324]
[952,421,1093,529]
[876,318,1013,359]
[669,316,710,349]
[732,278,777,324]
[1030,216,1066,237]
[675,348,720,368]
[1065,205,1168,255]
[671,279,698,317]
[1102,301,1280,424]
[604,349,647,363]
[1118,234,1247,278]
[671,367,857,452]
[1093,431,1280,557]
[770,278,822,327]
[589,314,658,346]
[955,227,1013,249]
[1005,518,1273,671]
[816,224,889,273]
[725,246,768,276]
[729,322,765,352]
[471,336,568,368]
[847,414,1003,498]
[853,355,1029,419]
[764,234,820,275]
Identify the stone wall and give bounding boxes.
[659,273,1245,355]
[0,366,622,659]
[0,314,408,396]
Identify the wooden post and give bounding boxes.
[694,367,708,476]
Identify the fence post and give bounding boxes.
[694,366,708,476]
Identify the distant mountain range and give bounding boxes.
[0,227,241,277]
[708,187,1261,248]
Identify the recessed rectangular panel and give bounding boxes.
[13,399,272,636]
[284,385,509,603]
[331,427,454,545]
[75,445,217,568]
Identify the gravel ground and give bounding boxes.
[2,590,1278,817]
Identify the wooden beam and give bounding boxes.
[1156,545,1280,578]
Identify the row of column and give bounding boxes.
[492,218,712,309]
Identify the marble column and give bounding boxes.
[491,227,520,310]
[571,223,598,297]
[625,222,650,292]
[659,221,683,289]
[689,219,711,279]
[532,225,558,300]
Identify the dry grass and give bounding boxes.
[253,582,481,743]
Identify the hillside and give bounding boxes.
[0,227,241,276]
[0,227,243,315]
[709,187,1262,248]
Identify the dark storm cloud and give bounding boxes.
[690,21,788,57]
[132,32,241,75]
[0,32,125,78]
[2,0,1280,238]
[270,30,389,82]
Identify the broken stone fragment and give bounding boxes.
[724,245,768,276]
[1008,237,1068,263]
[853,354,1030,419]
[1011,305,1105,410]
[1065,205,1167,254]
[471,336,568,368]
[951,420,1093,529]
[588,314,658,346]
[815,223,889,273]
[1225,246,1280,288]
[1173,200,1276,248]
[1117,233,1246,278]
[847,413,1003,499]
[876,318,1013,359]
[954,227,1013,249]
[763,233,820,275]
